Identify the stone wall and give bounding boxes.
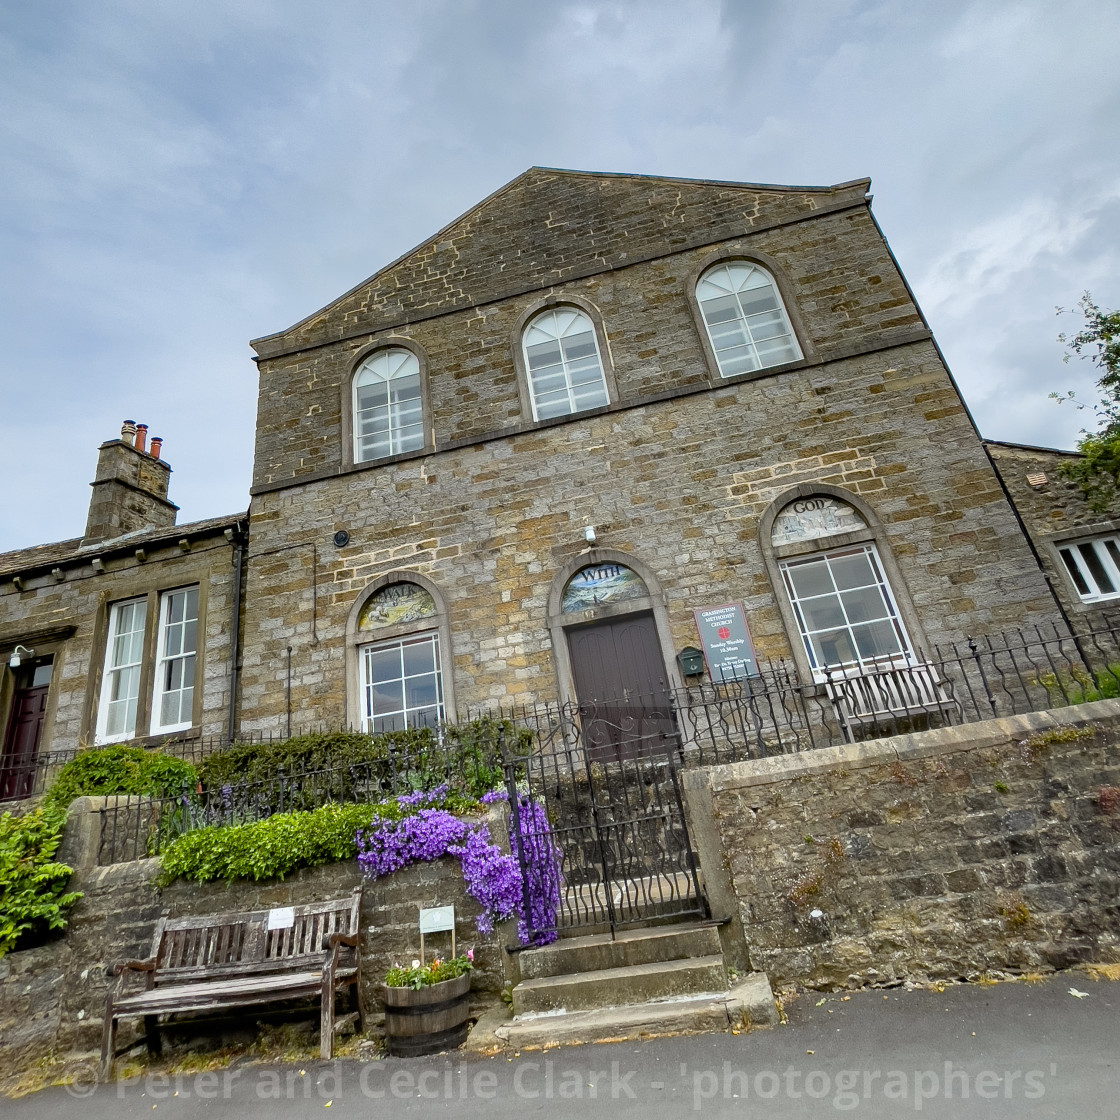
[986,440,1120,632]
[236,170,1063,731]
[0,814,510,1072]
[0,523,241,758]
[684,699,1120,990]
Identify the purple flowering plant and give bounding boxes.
[356,786,561,946]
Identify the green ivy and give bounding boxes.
[44,744,198,811]
[0,804,82,957]
[156,791,483,886]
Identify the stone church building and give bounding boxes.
[0,168,1112,780]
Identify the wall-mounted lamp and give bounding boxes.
[583,526,596,543]
[9,645,33,669]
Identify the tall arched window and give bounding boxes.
[769,495,914,680]
[521,307,609,420]
[356,581,445,732]
[352,348,424,463]
[696,261,801,378]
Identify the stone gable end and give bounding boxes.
[251,168,871,357]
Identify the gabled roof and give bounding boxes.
[251,167,871,360]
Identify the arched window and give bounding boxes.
[769,495,914,680]
[356,582,445,731]
[521,307,609,421]
[696,261,801,378]
[352,348,424,463]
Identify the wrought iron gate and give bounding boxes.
[502,695,707,941]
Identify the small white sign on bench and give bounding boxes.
[267,906,295,931]
[418,905,455,962]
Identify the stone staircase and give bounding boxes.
[486,922,778,1049]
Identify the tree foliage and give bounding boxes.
[1053,294,1120,510]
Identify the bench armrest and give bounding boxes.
[111,959,157,977]
[324,933,358,951]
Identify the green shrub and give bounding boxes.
[156,789,482,886]
[45,745,198,811]
[196,718,523,805]
[0,804,82,957]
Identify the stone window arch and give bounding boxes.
[344,573,454,731]
[759,486,925,682]
[695,259,802,379]
[545,550,683,711]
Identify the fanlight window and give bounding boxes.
[522,307,609,421]
[353,348,424,463]
[561,563,647,613]
[696,262,801,378]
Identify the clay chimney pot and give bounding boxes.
[134,423,148,453]
[150,437,163,460]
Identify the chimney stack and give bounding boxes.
[83,420,178,545]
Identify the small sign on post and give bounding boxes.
[693,602,759,681]
[418,905,455,963]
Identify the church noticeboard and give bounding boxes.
[693,603,759,681]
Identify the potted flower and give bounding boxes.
[380,950,474,1056]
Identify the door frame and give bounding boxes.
[546,549,684,712]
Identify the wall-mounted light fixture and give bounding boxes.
[9,645,33,669]
[583,526,596,543]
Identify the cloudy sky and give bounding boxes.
[1,0,1117,552]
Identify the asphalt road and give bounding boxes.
[9,975,1118,1118]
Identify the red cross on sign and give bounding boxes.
[717,626,731,640]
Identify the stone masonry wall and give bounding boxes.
[0,532,239,756]
[0,816,510,1073]
[239,337,1059,728]
[986,441,1120,631]
[683,699,1120,990]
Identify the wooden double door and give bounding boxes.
[566,611,676,759]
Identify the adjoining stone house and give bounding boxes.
[0,423,245,795]
[986,438,1120,639]
[0,168,1086,779]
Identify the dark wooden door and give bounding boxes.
[567,612,675,760]
[1,681,48,801]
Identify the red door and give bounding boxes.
[2,671,50,801]
[566,612,675,760]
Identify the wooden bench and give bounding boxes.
[824,661,962,742]
[100,889,361,1078]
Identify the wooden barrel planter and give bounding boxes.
[380,973,472,1057]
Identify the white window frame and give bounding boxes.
[521,307,610,421]
[1057,535,1120,603]
[779,543,915,683]
[150,586,199,735]
[696,261,801,378]
[359,631,446,733]
[95,597,147,744]
[352,348,425,463]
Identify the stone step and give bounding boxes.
[519,923,724,980]
[471,974,779,1052]
[512,954,728,1016]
